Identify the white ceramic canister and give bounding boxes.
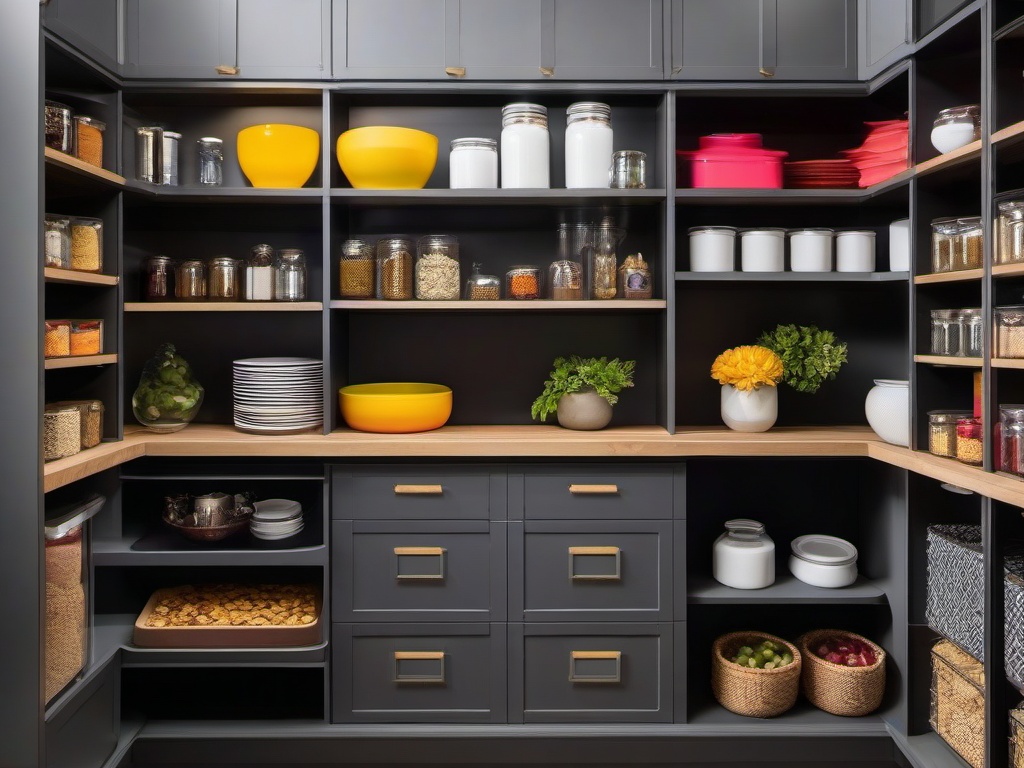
[789,228,833,272]
[713,518,776,590]
[836,230,877,272]
[501,103,550,189]
[740,228,786,272]
[565,102,613,189]
[888,218,911,271]
[449,137,498,189]
[689,226,737,271]
[789,534,858,588]
[865,379,910,446]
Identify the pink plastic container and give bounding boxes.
[679,133,788,189]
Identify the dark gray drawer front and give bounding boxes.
[333,520,507,622]
[332,465,504,520]
[509,623,673,723]
[511,521,672,622]
[332,623,506,723]
[515,464,681,520]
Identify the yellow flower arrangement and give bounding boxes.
[711,345,784,392]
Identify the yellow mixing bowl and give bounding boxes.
[339,383,452,433]
[336,126,438,189]
[236,124,320,188]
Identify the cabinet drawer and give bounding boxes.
[510,521,672,622]
[509,623,673,723]
[332,520,507,622]
[332,623,507,723]
[515,464,681,520]
[332,465,504,520]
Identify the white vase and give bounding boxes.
[720,385,778,432]
[556,390,613,430]
[865,379,910,446]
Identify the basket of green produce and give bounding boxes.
[711,632,802,718]
[131,343,204,433]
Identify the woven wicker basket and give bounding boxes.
[711,631,802,718]
[797,630,886,717]
[1011,705,1024,768]
[931,639,985,768]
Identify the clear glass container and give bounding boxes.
[958,308,983,358]
[449,138,498,189]
[998,201,1024,265]
[48,399,104,449]
[500,103,549,189]
[143,255,175,301]
[44,320,71,358]
[712,519,775,590]
[928,410,971,458]
[136,126,164,184]
[610,150,646,189]
[996,305,1024,358]
[44,100,74,153]
[197,137,224,186]
[955,216,983,270]
[43,405,81,462]
[506,265,541,300]
[931,105,981,154]
[377,237,414,300]
[591,216,624,299]
[1001,406,1024,477]
[956,417,984,465]
[245,244,274,301]
[464,263,501,300]
[339,239,376,299]
[70,320,103,356]
[175,259,207,299]
[73,116,105,168]
[549,223,584,300]
[930,309,961,356]
[565,101,613,189]
[931,217,960,273]
[274,248,307,301]
[162,131,181,186]
[618,253,653,299]
[416,235,460,300]
[44,214,71,269]
[208,256,241,301]
[69,217,103,272]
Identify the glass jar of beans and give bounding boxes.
[928,410,971,458]
[339,239,376,299]
[506,265,541,300]
[955,417,984,466]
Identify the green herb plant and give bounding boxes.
[531,356,636,422]
[757,324,848,394]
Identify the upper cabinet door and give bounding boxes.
[43,0,122,75]
[236,0,331,79]
[548,0,664,80]
[457,0,544,80]
[124,0,237,79]
[773,0,856,80]
[672,0,762,80]
[334,0,452,80]
[859,0,912,81]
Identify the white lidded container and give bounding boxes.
[565,101,613,189]
[789,228,833,272]
[449,137,498,189]
[501,103,550,189]
[889,218,910,271]
[713,518,776,590]
[740,228,785,272]
[789,534,858,588]
[836,230,876,272]
[689,226,737,271]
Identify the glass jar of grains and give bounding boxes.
[73,115,105,168]
[339,239,376,299]
[995,305,1024,358]
[69,217,103,272]
[955,216,983,270]
[464,263,501,300]
[143,255,175,300]
[931,217,959,273]
[416,235,460,300]
[43,405,81,462]
[506,265,541,300]
[955,417,984,465]
[998,200,1024,265]
[176,259,207,299]
[928,410,971,458]
[377,237,414,300]
[208,256,241,301]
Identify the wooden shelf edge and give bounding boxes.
[992,358,1024,369]
[44,353,118,370]
[328,300,667,310]
[992,263,1024,278]
[44,268,119,286]
[913,268,983,284]
[993,119,1024,146]
[914,140,982,176]
[914,354,983,367]
[124,302,323,312]
[44,147,126,186]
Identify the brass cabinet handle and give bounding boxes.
[394,546,447,581]
[539,66,554,77]
[215,65,240,76]
[758,67,775,78]
[394,651,446,684]
[568,545,622,581]
[569,650,622,683]
[445,66,466,77]
[568,484,619,495]
[393,484,443,495]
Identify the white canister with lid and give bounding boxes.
[888,218,910,271]
[712,519,776,590]
[788,534,858,588]
[836,230,876,272]
[789,228,833,272]
[740,229,785,272]
[501,103,550,189]
[565,101,613,189]
[689,226,737,271]
[449,137,498,189]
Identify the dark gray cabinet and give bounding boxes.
[332,0,450,79]
[235,0,331,79]
[859,0,912,80]
[331,465,503,520]
[42,0,121,74]
[547,0,665,80]
[514,463,682,520]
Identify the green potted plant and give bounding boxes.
[757,324,848,394]
[531,356,636,430]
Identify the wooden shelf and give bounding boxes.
[993,358,1024,369]
[124,302,323,312]
[914,268,983,284]
[993,263,1024,278]
[43,268,118,286]
[329,299,667,311]
[44,353,117,370]
[914,354,983,367]
[993,119,1024,146]
[914,139,982,177]
[44,146,125,187]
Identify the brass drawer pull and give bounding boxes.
[215,65,240,76]
[540,66,554,77]
[569,650,621,683]
[568,546,621,581]
[568,484,619,495]
[445,66,466,77]
[394,484,443,495]
[759,66,775,78]
[394,651,446,684]
[394,546,447,581]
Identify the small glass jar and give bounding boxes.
[712,519,775,590]
[1000,406,1024,477]
[995,305,1024,358]
[245,244,274,301]
[143,255,175,300]
[931,105,980,154]
[416,235,460,300]
[208,256,241,300]
[377,237,414,300]
[73,116,105,168]
[930,309,961,356]
[506,265,541,300]
[338,239,376,299]
[162,131,181,186]
[955,216,983,270]
[955,417,984,465]
[998,201,1024,265]
[958,308,983,357]
[449,138,498,189]
[197,137,224,186]
[274,248,307,301]
[464,263,501,300]
[69,217,103,272]
[610,150,647,189]
[931,217,960,273]
[618,253,653,299]
[740,228,785,272]
[44,100,74,153]
[689,226,737,272]
[500,103,549,189]
[70,320,103,356]
[136,126,164,184]
[43,405,82,462]
[44,214,71,269]
[175,259,207,299]
[928,410,972,458]
[591,216,623,299]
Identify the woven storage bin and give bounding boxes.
[797,629,886,716]
[931,639,985,768]
[926,524,985,660]
[711,631,802,718]
[1011,704,1024,768]
[1004,556,1024,690]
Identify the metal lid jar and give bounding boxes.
[565,101,612,189]
[928,409,972,458]
[712,519,775,590]
[208,256,241,301]
[500,103,549,189]
[506,265,541,300]
[930,309,961,356]
[931,217,960,273]
[143,255,175,301]
[464,263,501,300]
[246,244,274,301]
[175,259,206,299]
[449,137,498,189]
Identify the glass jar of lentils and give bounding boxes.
[928,410,971,458]
[339,239,376,299]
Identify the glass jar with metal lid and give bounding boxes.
[930,309,961,356]
[1001,406,1024,476]
[958,308,983,358]
[464,263,501,300]
[998,200,1024,264]
[689,226,737,272]
[449,138,498,189]
[274,249,307,301]
[931,217,960,273]
[956,417,984,465]
[565,101,613,189]
[339,239,376,299]
[143,255,175,300]
[175,259,206,299]
[500,103,549,189]
[954,216,983,270]
[208,256,241,301]
[929,410,972,458]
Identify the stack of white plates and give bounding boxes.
[232,357,323,434]
[251,498,304,540]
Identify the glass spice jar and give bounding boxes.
[44,214,71,269]
[929,410,971,458]
[931,217,959,273]
[930,309,961,356]
[197,137,224,186]
[955,417,984,465]
[995,305,1024,358]
[143,255,175,300]
[998,200,1024,265]
[246,244,274,301]
[506,265,541,300]
[958,308,983,358]
[464,263,501,300]
[339,239,376,299]
[208,256,241,300]
[416,235,460,300]
[274,248,307,301]
[175,259,207,299]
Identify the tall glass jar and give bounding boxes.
[274,249,307,301]
[208,256,241,301]
[1001,406,1024,476]
[44,214,71,269]
[69,217,103,272]
[928,410,971,458]
[339,239,376,299]
[998,200,1024,264]
[143,255,175,300]
[959,308,983,357]
[449,138,498,189]
[931,217,959,273]
[930,309,961,356]
[416,235,460,300]
[245,244,274,301]
[44,100,74,153]
[500,103,549,189]
[197,137,224,186]
[549,223,584,300]
[73,116,105,168]
[591,216,623,299]
[565,102,613,189]
[175,259,206,299]
[955,216,983,270]
[377,237,414,300]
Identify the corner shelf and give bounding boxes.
[687,575,887,605]
[44,147,125,188]
[672,171,913,205]
[913,269,983,284]
[993,118,1024,146]
[329,299,667,311]
[675,272,907,283]
[44,353,117,370]
[914,355,983,367]
[914,140,982,177]
[124,302,323,312]
[44,268,119,286]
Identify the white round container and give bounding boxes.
[888,218,910,271]
[449,137,498,189]
[501,103,550,189]
[689,226,737,271]
[565,102,613,189]
[713,519,776,590]
[789,534,858,588]
[740,229,785,272]
[789,229,833,272]
[836,230,876,272]
[931,123,977,154]
[865,379,910,447]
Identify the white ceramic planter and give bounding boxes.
[865,379,910,446]
[556,389,613,430]
[720,384,778,432]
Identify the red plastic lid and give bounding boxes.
[699,133,763,149]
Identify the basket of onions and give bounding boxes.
[798,630,886,716]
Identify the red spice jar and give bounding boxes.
[956,417,984,466]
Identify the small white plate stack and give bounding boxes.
[232,357,323,434]
[251,498,304,541]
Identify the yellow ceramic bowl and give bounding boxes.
[236,123,320,188]
[336,126,438,189]
[339,383,452,433]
